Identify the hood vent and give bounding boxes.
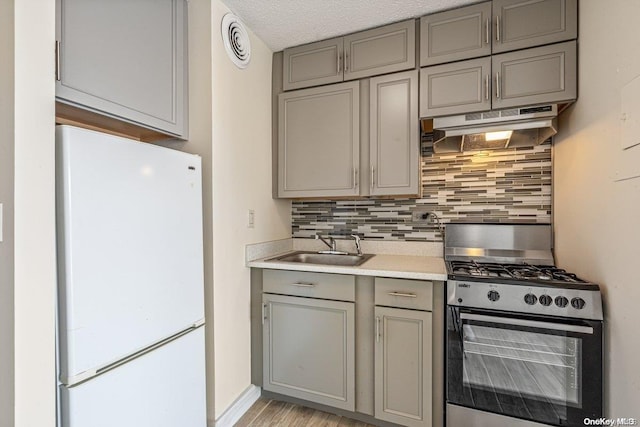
[427,105,558,153]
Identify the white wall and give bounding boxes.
[156,0,217,420]
[554,0,640,418]
[0,1,15,426]
[210,0,291,419]
[12,0,57,426]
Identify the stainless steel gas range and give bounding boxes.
[444,223,603,427]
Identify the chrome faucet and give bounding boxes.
[315,233,337,252]
[350,234,362,256]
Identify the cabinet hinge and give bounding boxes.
[262,303,268,325]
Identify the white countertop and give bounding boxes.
[247,251,447,281]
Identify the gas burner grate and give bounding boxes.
[449,261,588,284]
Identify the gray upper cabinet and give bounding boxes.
[418,0,577,65]
[420,2,492,67]
[420,41,577,117]
[278,82,360,198]
[420,57,491,117]
[56,0,187,138]
[282,38,344,91]
[283,20,416,91]
[374,305,432,427]
[492,0,578,54]
[263,293,355,411]
[492,40,577,109]
[369,70,420,196]
[344,20,416,81]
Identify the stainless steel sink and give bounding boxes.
[269,251,375,267]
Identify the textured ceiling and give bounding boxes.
[221,0,479,51]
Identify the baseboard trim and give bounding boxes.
[214,384,261,427]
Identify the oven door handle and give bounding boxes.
[460,313,594,335]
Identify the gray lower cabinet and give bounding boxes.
[262,293,355,411]
[283,20,415,91]
[420,57,491,117]
[492,40,577,109]
[374,277,434,427]
[254,271,443,425]
[420,1,492,67]
[278,81,360,198]
[369,70,420,196]
[493,0,578,54]
[55,0,187,138]
[374,306,432,427]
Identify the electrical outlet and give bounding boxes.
[410,208,432,223]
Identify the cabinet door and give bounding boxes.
[420,2,492,67]
[420,56,491,118]
[263,294,355,411]
[493,0,578,53]
[278,82,360,198]
[56,0,187,137]
[369,70,419,196]
[492,40,576,109]
[283,38,344,91]
[344,20,416,81]
[375,306,432,427]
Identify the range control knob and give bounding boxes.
[524,293,537,305]
[571,297,586,310]
[539,294,553,306]
[555,296,569,308]
[487,290,500,302]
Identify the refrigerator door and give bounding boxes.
[56,125,205,384]
[60,326,206,427]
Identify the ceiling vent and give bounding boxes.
[221,13,251,69]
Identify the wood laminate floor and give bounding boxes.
[235,398,377,427]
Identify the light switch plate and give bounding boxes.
[247,209,255,228]
[616,75,640,181]
[621,75,640,150]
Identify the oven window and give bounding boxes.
[462,323,582,407]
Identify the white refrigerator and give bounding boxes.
[56,125,207,427]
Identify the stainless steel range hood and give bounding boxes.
[428,105,558,153]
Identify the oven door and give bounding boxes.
[447,306,602,427]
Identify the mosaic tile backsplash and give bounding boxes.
[291,141,552,242]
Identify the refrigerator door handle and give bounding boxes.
[63,324,205,387]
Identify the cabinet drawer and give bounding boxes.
[375,278,432,311]
[263,270,355,302]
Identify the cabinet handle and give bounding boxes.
[337,51,341,74]
[262,303,267,325]
[55,40,61,81]
[495,72,501,99]
[353,167,358,189]
[370,165,375,190]
[388,291,418,298]
[376,316,381,342]
[345,51,349,72]
[485,75,489,100]
[485,18,490,45]
[496,15,501,42]
[291,282,315,288]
